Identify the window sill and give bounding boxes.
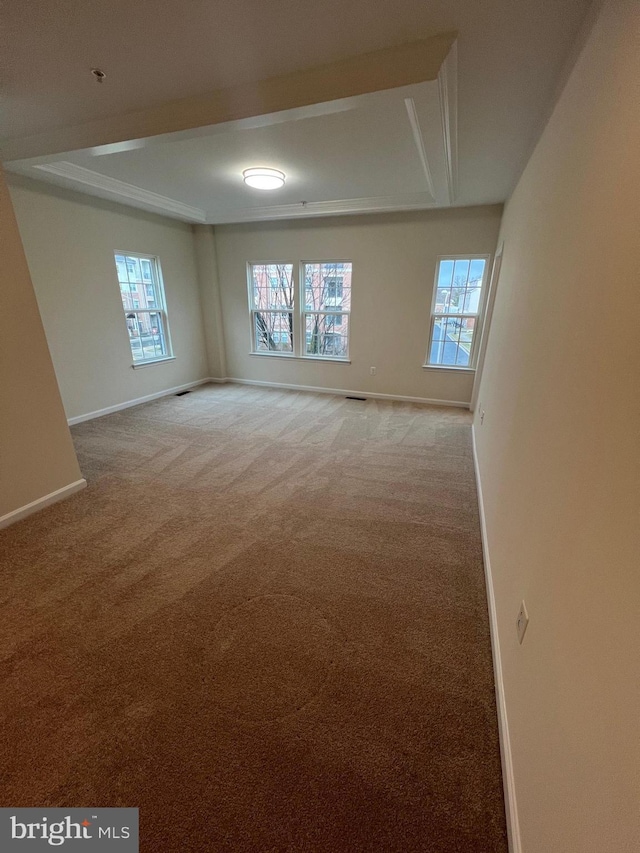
[422,364,475,373]
[249,352,350,364]
[132,356,176,369]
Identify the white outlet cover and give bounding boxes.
[516,600,529,644]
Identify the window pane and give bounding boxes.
[251,264,293,310]
[117,255,135,305]
[304,262,352,312]
[126,311,169,362]
[438,259,454,288]
[427,257,486,368]
[126,256,142,281]
[442,316,462,344]
[430,315,471,367]
[469,258,486,283]
[435,287,451,312]
[254,311,293,352]
[305,314,349,358]
[453,259,470,287]
[457,317,476,365]
[462,286,482,313]
[448,284,466,313]
[115,254,129,284]
[325,313,343,328]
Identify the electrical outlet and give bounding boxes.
[370,366,377,375]
[480,409,485,425]
[516,600,529,644]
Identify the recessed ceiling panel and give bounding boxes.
[65,92,433,215]
[10,81,453,222]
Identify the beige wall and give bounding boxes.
[215,206,502,404]
[193,224,227,380]
[473,0,640,850]
[8,177,209,421]
[0,167,82,519]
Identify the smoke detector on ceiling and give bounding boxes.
[91,68,106,83]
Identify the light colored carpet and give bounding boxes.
[0,384,507,851]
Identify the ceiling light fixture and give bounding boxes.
[243,168,285,190]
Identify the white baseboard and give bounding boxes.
[472,424,522,853]
[0,479,87,531]
[67,378,213,425]
[222,377,469,408]
[68,376,468,412]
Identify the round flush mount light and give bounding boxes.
[243,167,285,190]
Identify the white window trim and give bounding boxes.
[424,254,491,371]
[247,260,353,362]
[422,365,475,373]
[248,353,351,363]
[115,251,174,367]
[131,356,177,369]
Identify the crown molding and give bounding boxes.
[404,98,436,200]
[437,41,458,204]
[209,193,437,223]
[17,158,440,223]
[32,161,207,222]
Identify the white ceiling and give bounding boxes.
[9,78,460,222]
[0,0,592,223]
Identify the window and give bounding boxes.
[248,261,353,360]
[115,252,172,364]
[303,262,352,358]
[426,256,489,368]
[249,263,294,353]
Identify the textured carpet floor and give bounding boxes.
[0,384,507,852]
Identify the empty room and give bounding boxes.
[0,0,637,851]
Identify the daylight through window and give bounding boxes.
[115,253,172,364]
[303,262,352,358]
[248,261,352,360]
[249,264,295,353]
[427,257,489,368]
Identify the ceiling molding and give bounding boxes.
[8,73,456,224]
[404,98,436,200]
[20,160,439,224]
[3,98,367,170]
[32,162,207,222]
[1,33,457,163]
[210,193,437,224]
[437,41,458,204]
